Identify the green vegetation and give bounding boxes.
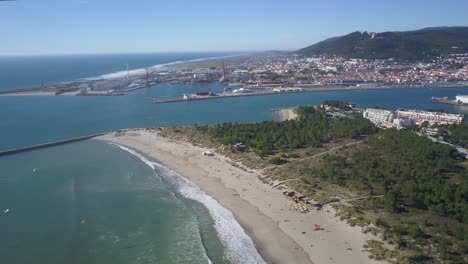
[268,156,288,165]
[204,106,377,156]
[169,56,249,70]
[308,129,468,262]
[437,123,468,148]
[295,105,316,116]
[363,240,399,261]
[297,27,468,60]
[194,103,468,262]
[322,100,352,110]
[312,129,467,222]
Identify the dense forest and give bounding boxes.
[204,106,377,156]
[308,129,468,262]
[437,123,468,148]
[312,129,468,223]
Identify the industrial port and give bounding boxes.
[1,52,467,98]
[147,87,307,104]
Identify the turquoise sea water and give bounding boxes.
[1,54,468,263]
[0,140,242,264]
[1,83,468,150]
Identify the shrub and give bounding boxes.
[268,156,288,165]
[408,226,423,239]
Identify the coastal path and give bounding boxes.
[296,140,365,162]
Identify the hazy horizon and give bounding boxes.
[0,50,258,57]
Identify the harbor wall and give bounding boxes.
[0,133,107,157]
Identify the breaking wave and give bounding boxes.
[87,55,238,81]
[111,143,265,264]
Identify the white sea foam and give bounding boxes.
[86,55,239,81]
[111,143,265,264]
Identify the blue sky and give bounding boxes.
[0,0,467,55]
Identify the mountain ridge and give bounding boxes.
[297,26,468,60]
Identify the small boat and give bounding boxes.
[33,168,37,173]
[4,209,10,214]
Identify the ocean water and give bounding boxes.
[0,140,264,264]
[0,52,234,90]
[1,54,468,264]
[1,83,468,151]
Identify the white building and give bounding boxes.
[396,109,464,126]
[393,118,414,127]
[363,109,395,125]
[232,88,253,93]
[273,87,303,93]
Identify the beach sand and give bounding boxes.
[274,108,298,121]
[97,129,383,264]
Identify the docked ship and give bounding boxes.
[455,95,468,104]
[183,91,218,101]
[432,95,468,105]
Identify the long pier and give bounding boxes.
[0,133,107,157]
[147,90,309,104]
[147,84,468,105]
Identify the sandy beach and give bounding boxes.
[97,129,383,264]
[273,107,298,121]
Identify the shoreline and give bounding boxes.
[98,135,311,264]
[97,129,383,264]
[272,107,298,121]
[1,82,467,97]
[0,54,242,96]
[0,55,467,98]
[145,84,468,105]
[108,142,266,264]
[86,54,242,80]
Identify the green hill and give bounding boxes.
[297,27,468,60]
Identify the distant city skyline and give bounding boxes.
[1,0,467,55]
